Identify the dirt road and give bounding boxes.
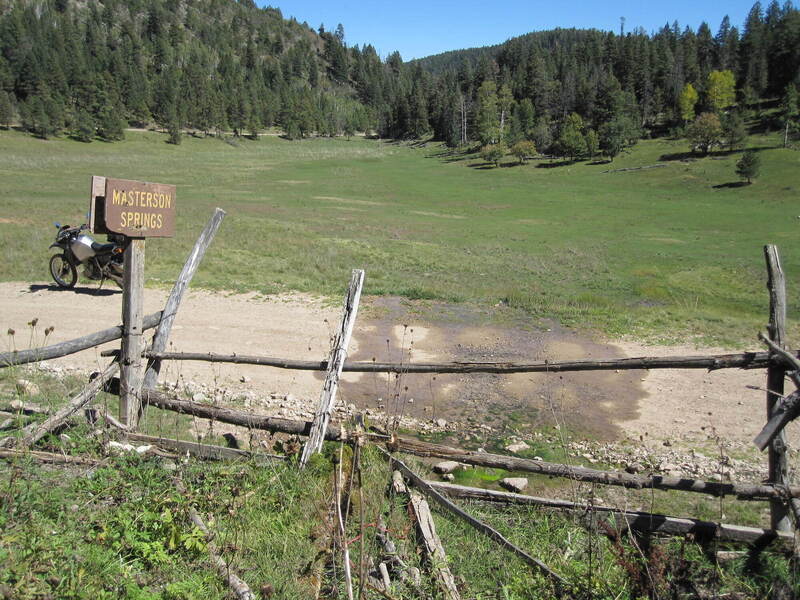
[1,281,789,449]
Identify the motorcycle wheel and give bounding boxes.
[49,253,77,289]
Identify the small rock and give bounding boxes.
[505,441,530,453]
[284,393,296,403]
[533,455,543,461]
[160,459,178,472]
[433,461,460,474]
[15,379,40,396]
[192,392,208,403]
[499,477,529,493]
[240,375,251,383]
[625,462,644,474]
[442,473,455,482]
[435,418,447,428]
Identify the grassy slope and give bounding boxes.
[0,129,797,345]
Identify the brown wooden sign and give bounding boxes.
[102,177,176,238]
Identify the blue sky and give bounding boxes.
[261,1,759,60]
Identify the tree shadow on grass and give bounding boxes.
[712,181,750,189]
[28,283,120,297]
[660,145,777,162]
[536,159,574,168]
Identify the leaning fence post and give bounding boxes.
[764,244,791,533]
[142,208,226,392]
[300,269,364,468]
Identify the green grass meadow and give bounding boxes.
[1,128,798,344]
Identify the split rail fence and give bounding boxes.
[2,209,799,593]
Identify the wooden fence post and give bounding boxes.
[300,269,364,468]
[142,208,226,391]
[120,238,145,428]
[764,244,791,533]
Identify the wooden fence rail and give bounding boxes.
[123,391,800,501]
[0,312,162,368]
[131,348,794,374]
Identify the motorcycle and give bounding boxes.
[49,223,126,289]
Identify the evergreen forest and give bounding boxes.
[0,0,798,153]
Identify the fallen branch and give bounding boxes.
[0,312,162,368]
[390,437,800,500]
[384,450,567,588]
[427,481,794,550]
[141,348,782,374]
[174,477,256,600]
[392,471,461,600]
[0,447,101,466]
[125,433,286,463]
[1,361,119,449]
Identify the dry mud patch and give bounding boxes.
[1,282,796,457]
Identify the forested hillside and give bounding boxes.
[0,0,384,140]
[0,0,798,150]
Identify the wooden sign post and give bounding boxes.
[90,176,176,428]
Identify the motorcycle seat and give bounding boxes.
[91,241,117,254]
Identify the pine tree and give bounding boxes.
[736,150,760,183]
[73,108,95,142]
[722,111,747,151]
[0,90,12,128]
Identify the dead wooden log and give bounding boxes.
[0,361,119,449]
[427,481,794,550]
[386,450,567,587]
[142,348,783,374]
[392,471,460,600]
[142,208,226,390]
[390,437,800,500]
[124,432,285,463]
[140,390,347,441]
[0,447,101,466]
[0,311,162,368]
[764,245,791,532]
[174,477,256,600]
[754,390,800,452]
[300,269,364,467]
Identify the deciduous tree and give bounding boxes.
[481,142,506,167]
[688,112,723,154]
[510,140,536,164]
[706,70,736,112]
[678,83,699,123]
